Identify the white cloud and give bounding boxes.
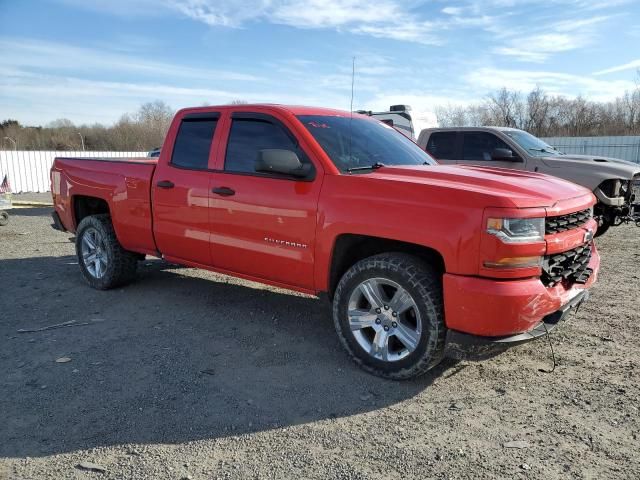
[466,67,635,101]
[594,59,640,76]
[0,38,259,83]
[166,0,444,44]
[492,15,613,62]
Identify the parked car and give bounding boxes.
[356,105,415,139]
[51,105,600,379]
[417,127,640,236]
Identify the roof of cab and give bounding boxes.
[177,104,358,117]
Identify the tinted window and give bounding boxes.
[463,132,511,161]
[225,118,303,174]
[426,132,456,159]
[298,115,435,172]
[171,118,217,169]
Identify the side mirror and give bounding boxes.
[255,149,312,178]
[491,148,519,161]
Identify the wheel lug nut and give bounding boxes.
[375,318,381,324]
[384,305,389,310]
[392,311,398,317]
[375,308,381,314]
[392,322,397,328]
[383,326,390,331]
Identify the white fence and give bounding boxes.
[0,151,148,193]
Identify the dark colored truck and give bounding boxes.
[51,104,600,379]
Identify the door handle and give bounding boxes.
[212,187,235,196]
[156,180,175,189]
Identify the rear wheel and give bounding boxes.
[332,253,446,380]
[0,211,8,226]
[75,214,138,289]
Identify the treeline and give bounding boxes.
[436,74,640,137]
[0,101,174,151]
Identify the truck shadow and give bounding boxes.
[0,256,459,458]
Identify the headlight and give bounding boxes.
[486,217,544,243]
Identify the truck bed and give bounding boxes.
[51,156,158,255]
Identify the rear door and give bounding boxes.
[152,112,220,265]
[208,111,322,290]
[457,131,524,169]
[424,131,458,165]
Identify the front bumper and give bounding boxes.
[445,290,589,359]
[442,242,599,356]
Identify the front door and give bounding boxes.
[457,131,524,169]
[208,112,322,290]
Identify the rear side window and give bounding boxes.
[425,132,456,159]
[171,118,218,169]
[462,132,511,161]
[225,118,304,174]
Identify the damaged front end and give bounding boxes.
[594,175,640,232]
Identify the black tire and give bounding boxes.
[75,214,138,290]
[332,253,446,380]
[0,211,8,226]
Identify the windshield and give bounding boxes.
[503,130,564,157]
[297,115,436,172]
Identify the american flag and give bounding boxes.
[0,174,11,193]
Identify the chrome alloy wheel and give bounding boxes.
[347,278,422,362]
[81,227,108,279]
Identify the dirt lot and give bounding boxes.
[1,206,639,480]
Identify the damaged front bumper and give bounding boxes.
[445,289,589,360]
[442,242,599,360]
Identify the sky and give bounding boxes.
[1,0,639,132]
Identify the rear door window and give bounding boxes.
[425,132,457,159]
[462,132,511,161]
[171,117,218,169]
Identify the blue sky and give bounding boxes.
[1,0,639,131]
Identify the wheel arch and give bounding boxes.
[72,195,110,229]
[327,234,445,299]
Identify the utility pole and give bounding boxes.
[77,132,85,151]
[3,136,17,150]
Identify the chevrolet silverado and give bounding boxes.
[51,105,600,379]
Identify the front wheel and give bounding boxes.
[0,211,8,226]
[75,214,138,289]
[332,253,446,380]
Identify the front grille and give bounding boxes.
[545,208,591,235]
[541,243,593,287]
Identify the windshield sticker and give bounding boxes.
[308,121,330,129]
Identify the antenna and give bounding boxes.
[350,56,355,113]
[349,56,355,169]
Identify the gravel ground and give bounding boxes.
[1,207,639,479]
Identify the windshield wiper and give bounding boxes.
[347,162,386,173]
[529,147,557,154]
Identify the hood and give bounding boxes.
[369,164,593,209]
[541,154,640,178]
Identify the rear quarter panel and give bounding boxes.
[51,158,157,255]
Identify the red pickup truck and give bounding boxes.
[51,104,599,379]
